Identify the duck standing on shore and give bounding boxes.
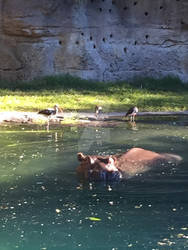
[125,106,138,122]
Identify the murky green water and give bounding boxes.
[0,118,188,250]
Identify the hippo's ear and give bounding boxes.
[111,156,117,162]
[77,153,95,164]
[77,152,87,161]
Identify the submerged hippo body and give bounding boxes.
[77,148,182,181]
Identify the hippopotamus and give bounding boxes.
[77,147,182,181]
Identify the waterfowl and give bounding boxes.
[95,105,102,115]
[38,104,62,117]
[125,106,138,122]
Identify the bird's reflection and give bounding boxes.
[127,121,138,130]
[55,132,58,142]
[46,121,50,132]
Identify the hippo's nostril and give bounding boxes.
[106,171,122,181]
[88,169,121,182]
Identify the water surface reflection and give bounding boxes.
[0,118,188,250]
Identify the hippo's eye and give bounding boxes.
[89,157,95,164]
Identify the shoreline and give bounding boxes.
[0,110,188,126]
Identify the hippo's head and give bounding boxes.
[77,152,122,181]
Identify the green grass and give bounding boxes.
[0,74,188,112]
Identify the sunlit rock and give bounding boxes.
[0,0,188,81]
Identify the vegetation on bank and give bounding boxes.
[0,75,188,113]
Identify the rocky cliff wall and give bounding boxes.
[0,0,188,82]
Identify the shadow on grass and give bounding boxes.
[0,74,188,93]
[130,76,188,92]
[0,75,107,92]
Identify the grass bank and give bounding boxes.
[0,75,188,112]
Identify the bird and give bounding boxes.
[125,106,138,122]
[38,104,62,118]
[95,105,102,116]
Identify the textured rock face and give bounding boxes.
[0,0,188,82]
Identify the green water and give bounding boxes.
[0,118,188,250]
